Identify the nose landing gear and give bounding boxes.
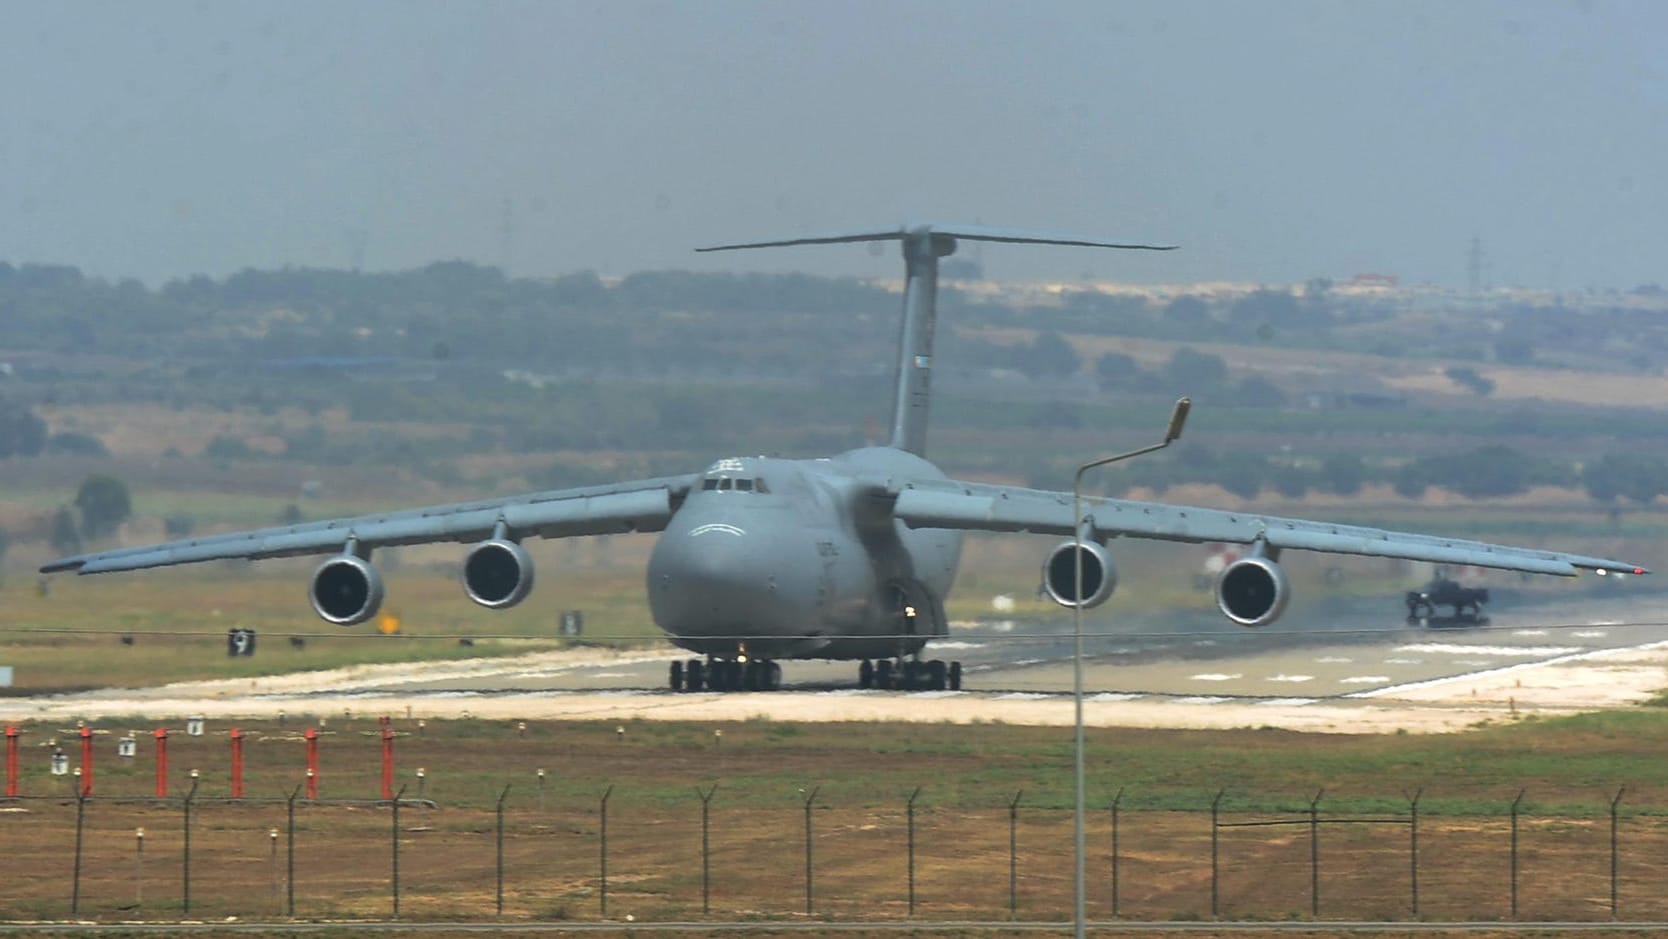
[857,657,961,691]
[671,657,782,692]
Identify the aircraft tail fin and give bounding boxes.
[698,224,1174,456]
[696,225,1176,254]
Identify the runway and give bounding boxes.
[12,585,1667,734]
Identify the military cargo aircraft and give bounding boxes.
[41,224,1647,692]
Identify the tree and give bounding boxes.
[1093,351,1140,390]
[45,432,108,457]
[1015,330,1081,379]
[1393,462,1430,499]
[49,507,82,557]
[1444,366,1495,397]
[1234,375,1287,408]
[1162,295,1211,326]
[1228,288,1324,339]
[1269,463,1311,499]
[1413,445,1532,499]
[0,399,47,458]
[1583,453,1668,505]
[1213,455,1268,500]
[75,474,131,539]
[1164,347,1228,390]
[1493,335,1535,366]
[1319,453,1366,496]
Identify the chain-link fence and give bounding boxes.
[6,782,1668,923]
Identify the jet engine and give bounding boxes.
[1041,540,1118,609]
[463,538,535,610]
[309,554,385,626]
[1215,554,1290,627]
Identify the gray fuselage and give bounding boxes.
[647,447,963,661]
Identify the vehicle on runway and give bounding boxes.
[1406,572,1489,626]
[41,224,1647,693]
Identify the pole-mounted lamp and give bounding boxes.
[1070,397,1190,939]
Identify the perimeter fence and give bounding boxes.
[6,780,1668,923]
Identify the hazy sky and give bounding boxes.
[3,1,1664,289]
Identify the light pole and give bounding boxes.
[1071,397,1189,939]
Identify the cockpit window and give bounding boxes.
[702,475,768,493]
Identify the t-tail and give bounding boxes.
[698,224,1174,456]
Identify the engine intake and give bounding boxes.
[1041,540,1118,609]
[310,555,385,626]
[1215,555,1290,627]
[464,539,535,609]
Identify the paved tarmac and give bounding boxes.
[12,583,1666,732]
[336,583,1668,702]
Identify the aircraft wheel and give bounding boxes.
[928,659,947,691]
[765,661,783,691]
[858,659,874,689]
[721,660,742,692]
[948,661,962,691]
[670,660,685,692]
[876,659,894,690]
[686,659,705,692]
[742,661,760,692]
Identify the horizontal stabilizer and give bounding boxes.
[697,223,1176,253]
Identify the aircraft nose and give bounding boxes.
[647,524,808,640]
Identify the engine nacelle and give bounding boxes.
[310,554,385,626]
[1041,540,1118,609]
[1215,555,1290,627]
[463,538,535,610]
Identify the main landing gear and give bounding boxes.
[671,657,783,692]
[858,658,961,692]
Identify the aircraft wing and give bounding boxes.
[887,477,1646,577]
[41,475,699,576]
